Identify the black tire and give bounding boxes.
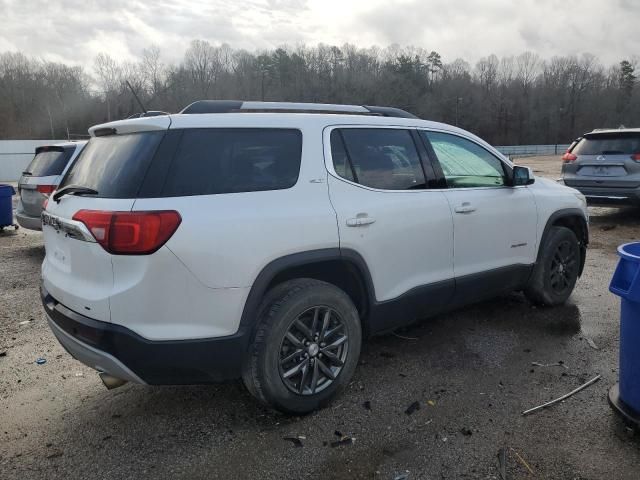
[242,278,362,414]
[525,226,580,306]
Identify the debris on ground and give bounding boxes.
[362,400,371,410]
[510,447,535,475]
[600,225,617,231]
[531,361,568,369]
[585,337,599,350]
[0,351,6,357]
[330,431,355,447]
[392,332,419,341]
[460,427,473,436]
[18,320,32,326]
[522,374,601,415]
[283,436,304,447]
[405,401,421,415]
[46,450,64,459]
[427,400,436,407]
[393,473,409,480]
[497,447,507,480]
[35,358,46,365]
[74,372,84,377]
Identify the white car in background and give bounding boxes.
[40,101,588,414]
[16,141,86,230]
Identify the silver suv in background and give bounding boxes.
[561,129,640,205]
[16,141,86,230]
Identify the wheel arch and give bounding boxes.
[239,248,376,337]
[538,208,589,275]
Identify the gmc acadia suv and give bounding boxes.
[41,101,589,413]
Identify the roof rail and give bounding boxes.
[179,100,418,119]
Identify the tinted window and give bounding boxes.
[573,133,640,155]
[330,130,355,182]
[332,128,425,190]
[423,131,506,188]
[60,132,164,198]
[161,129,302,197]
[25,147,74,176]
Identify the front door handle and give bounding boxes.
[346,216,376,227]
[454,202,476,214]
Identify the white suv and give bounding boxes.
[41,101,588,413]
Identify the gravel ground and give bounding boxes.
[1,157,640,479]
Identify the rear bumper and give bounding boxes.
[15,210,42,230]
[42,285,249,384]
[563,184,640,205]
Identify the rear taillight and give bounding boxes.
[631,153,640,162]
[562,151,577,162]
[37,185,56,194]
[72,210,182,255]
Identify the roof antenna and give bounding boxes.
[126,80,147,115]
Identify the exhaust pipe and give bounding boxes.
[99,372,128,390]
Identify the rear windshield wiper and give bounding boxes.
[53,185,98,203]
[22,171,32,176]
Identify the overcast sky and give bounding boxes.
[1,0,638,67]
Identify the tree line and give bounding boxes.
[0,41,637,146]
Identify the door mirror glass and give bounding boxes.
[512,165,535,186]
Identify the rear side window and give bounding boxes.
[25,147,74,176]
[573,134,640,155]
[160,129,302,197]
[331,128,425,190]
[60,132,164,198]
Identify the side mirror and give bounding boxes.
[511,165,535,186]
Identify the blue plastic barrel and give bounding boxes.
[0,184,15,228]
[609,242,640,427]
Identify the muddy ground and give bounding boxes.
[1,156,640,479]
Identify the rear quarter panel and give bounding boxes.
[131,123,339,289]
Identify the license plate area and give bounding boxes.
[578,165,626,177]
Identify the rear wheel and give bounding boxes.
[525,226,580,306]
[242,279,361,414]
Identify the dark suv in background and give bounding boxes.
[562,129,640,205]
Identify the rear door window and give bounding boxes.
[573,134,640,155]
[331,128,426,190]
[160,129,302,197]
[59,132,164,198]
[25,147,74,176]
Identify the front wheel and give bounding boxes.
[525,226,580,306]
[242,279,362,414]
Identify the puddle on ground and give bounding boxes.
[534,302,582,335]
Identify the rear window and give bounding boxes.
[573,133,640,155]
[60,132,164,198]
[160,128,302,197]
[26,147,74,176]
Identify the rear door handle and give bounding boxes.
[454,202,476,214]
[346,216,376,227]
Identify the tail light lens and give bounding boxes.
[631,153,640,162]
[562,151,577,162]
[37,185,56,194]
[72,210,182,255]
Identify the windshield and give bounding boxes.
[25,147,74,176]
[59,132,165,198]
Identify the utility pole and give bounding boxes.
[455,97,463,126]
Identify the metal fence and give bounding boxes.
[495,144,570,158]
